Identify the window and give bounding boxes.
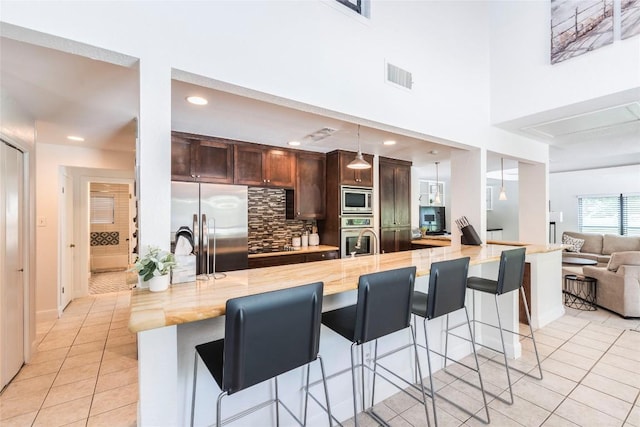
[90,195,115,224]
[578,193,640,236]
[335,0,361,14]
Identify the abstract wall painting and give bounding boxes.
[551,0,614,64]
[621,0,640,39]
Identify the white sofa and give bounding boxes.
[583,251,640,318]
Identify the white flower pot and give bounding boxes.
[147,274,170,292]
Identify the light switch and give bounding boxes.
[37,216,47,227]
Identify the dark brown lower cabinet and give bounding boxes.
[380,228,412,254]
[519,262,532,325]
[248,250,339,269]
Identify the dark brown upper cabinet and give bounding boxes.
[294,152,326,220]
[234,144,296,188]
[336,150,374,187]
[171,132,234,184]
[379,157,412,228]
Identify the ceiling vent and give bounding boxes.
[386,62,413,90]
[521,102,640,139]
[304,127,338,142]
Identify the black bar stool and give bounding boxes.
[411,257,490,426]
[465,247,543,404]
[190,282,332,427]
[321,267,431,427]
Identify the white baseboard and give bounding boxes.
[36,309,59,323]
[534,305,565,329]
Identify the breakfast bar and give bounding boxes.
[129,243,564,426]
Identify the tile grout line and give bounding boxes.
[536,320,630,426]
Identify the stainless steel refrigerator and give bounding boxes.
[171,182,248,273]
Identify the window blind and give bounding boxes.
[623,194,640,236]
[90,195,115,224]
[578,193,640,236]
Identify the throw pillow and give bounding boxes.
[562,234,585,253]
[607,251,640,272]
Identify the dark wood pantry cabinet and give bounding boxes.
[379,157,412,253]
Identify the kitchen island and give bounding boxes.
[130,243,564,426]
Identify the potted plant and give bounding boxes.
[131,245,176,292]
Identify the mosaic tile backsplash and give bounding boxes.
[248,187,314,252]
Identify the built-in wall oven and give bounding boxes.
[341,186,373,215]
[340,216,375,258]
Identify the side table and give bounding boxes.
[563,274,597,311]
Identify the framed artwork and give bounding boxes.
[622,0,640,39]
[551,0,614,64]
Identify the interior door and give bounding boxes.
[60,172,73,310]
[1,141,25,388]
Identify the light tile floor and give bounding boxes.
[1,293,639,427]
[0,291,136,427]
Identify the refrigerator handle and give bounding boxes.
[193,214,199,256]
[202,214,209,277]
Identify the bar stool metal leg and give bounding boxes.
[274,377,280,426]
[191,352,198,427]
[494,294,514,404]
[421,316,439,427]
[521,287,543,380]
[464,307,490,423]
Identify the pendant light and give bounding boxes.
[434,161,441,204]
[499,157,507,201]
[347,125,371,170]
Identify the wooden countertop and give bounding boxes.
[248,245,339,258]
[129,243,564,333]
[412,237,451,247]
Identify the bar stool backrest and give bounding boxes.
[426,257,471,320]
[222,282,324,395]
[354,267,416,344]
[497,247,526,295]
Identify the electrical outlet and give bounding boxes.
[37,216,47,227]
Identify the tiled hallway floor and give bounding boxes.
[1,292,639,427]
[0,291,136,426]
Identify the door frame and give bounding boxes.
[75,174,135,296]
[58,169,74,313]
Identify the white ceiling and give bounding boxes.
[1,36,637,175]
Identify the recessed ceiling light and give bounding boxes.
[186,96,208,106]
[429,149,439,155]
[67,135,85,142]
[288,141,301,146]
[383,140,396,146]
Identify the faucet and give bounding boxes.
[355,227,380,255]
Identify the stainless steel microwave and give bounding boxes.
[341,186,373,214]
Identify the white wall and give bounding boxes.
[550,164,640,238]
[35,143,134,319]
[489,0,640,124]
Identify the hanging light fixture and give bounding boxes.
[499,157,507,201]
[434,161,441,204]
[347,125,371,170]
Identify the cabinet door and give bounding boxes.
[193,139,234,184]
[234,144,265,186]
[379,163,396,227]
[396,228,412,251]
[305,250,338,262]
[295,152,325,219]
[394,165,411,227]
[265,149,296,188]
[380,229,397,254]
[171,135,194,181]
[338,151,374,186]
